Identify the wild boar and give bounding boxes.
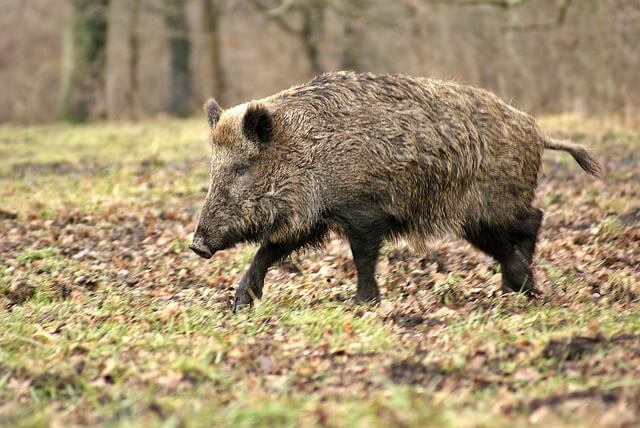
[189,71,601,312]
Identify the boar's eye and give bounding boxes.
[231,162,249,177]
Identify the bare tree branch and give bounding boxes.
[137,0,169,16]
[265,0,297,15]
[424,0,574,32]
[503,0,574,31]
[249,0,301,35]
[423,0,535,9]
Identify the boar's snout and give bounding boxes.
[189,233,213,259]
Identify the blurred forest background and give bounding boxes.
[1,0,639,123]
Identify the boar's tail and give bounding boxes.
[543,136,603,178]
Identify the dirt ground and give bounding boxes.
[1,116,639,427]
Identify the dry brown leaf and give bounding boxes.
[158,301,182,322]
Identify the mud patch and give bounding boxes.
[393,314,444,328]
[541,334,640,362]
[528,390,619,412]
[620,207,640,227]
[9,160,109,177]
[0,209,17,220]
[541,335,605,361]
[388,359,452,388]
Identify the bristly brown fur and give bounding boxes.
[191,71,602,310]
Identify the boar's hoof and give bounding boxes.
[500,282,537,298]
[355,288,380,304]
[232,285,262,313]
[232,292,252,313]
[501,287,538,300]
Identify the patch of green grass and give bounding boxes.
[594,215,625,243]
[432,273,465,306]
[283,304,392,351]
[600,272,639,304]
[0,119,209,218]
[16,247,59,265]
[0,120,206,169]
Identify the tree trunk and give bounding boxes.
[201,0,225,102]
[341,20,358,71]
[164,0,192,117]
[301,2,324,76]
[126,0,141,118]
[59,0,110,122]
[340,0,368,71]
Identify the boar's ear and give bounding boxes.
[204,98,222,128]
[242,103,273,146]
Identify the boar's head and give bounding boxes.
[190,98,282,259]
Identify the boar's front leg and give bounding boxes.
[232,226,328,312]
[232,242,298,312]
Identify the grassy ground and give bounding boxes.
[1,116,639,427]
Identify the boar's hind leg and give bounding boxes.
[346,224,386,303]
[232,227,327,312]
[512,208,543,265]
[463,209,542,296]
